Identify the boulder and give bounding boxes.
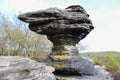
[0,56,55,80]
[18,5,94,45]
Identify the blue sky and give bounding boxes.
[0,0,120,52]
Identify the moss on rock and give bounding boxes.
[51,63,67,69]
[50,55,69,62]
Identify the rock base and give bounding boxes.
[40,45,95,76]
[56,65,113,80]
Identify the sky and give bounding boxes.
[0,0,120,52]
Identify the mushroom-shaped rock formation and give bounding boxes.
[18,5,95,76]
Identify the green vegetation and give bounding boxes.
[0,13,52,59]
[80,51,120,80]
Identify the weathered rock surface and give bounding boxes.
[18,5,95,76]
[0,56,55,80]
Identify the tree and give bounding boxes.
[0,12,52,59]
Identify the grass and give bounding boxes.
[80,51,120,80]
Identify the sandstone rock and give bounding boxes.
[18,5,95,76]
[0,56,55,80]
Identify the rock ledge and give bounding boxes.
[0,56,55,80]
